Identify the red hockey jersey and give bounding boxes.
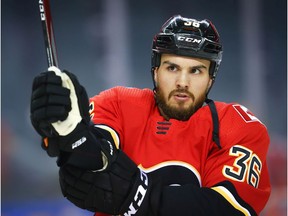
[89,86,271,216]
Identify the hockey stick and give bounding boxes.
[38,0,59,67]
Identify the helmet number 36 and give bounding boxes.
[184,20,200,28]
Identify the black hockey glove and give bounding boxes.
[30,67,102,169]
[59,138,161,215]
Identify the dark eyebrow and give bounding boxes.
[162,60,208,70]
[162,60,179,67]
[191,65,208,70]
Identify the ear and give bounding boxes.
[206,78,213,93]
[208,78,213,89]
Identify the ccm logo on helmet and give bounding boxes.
[124,170,148,216]
[177,36,202,44]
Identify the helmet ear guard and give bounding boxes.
[151,51,161,89]
[151,51,161,69]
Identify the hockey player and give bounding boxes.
[30,15,271,215]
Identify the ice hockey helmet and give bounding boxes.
[151,15,223,86]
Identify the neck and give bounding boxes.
[158,106,170,121]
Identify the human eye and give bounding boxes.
[190,68,201,74]
[190,65,208,75]
[167,64,178,72]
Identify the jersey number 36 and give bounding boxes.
[223,145,262,188]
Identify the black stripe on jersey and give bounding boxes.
[206,98,221,149]
[156,121,172,135]
[157,121,172,125]
[213,181,257,216]
[156,126,170,130]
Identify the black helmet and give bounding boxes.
[151,15,223,86]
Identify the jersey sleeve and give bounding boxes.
[89,86,154,150]
[89,87,124,149]
[202,103,271,215]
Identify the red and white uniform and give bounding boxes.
[89,86,271,216]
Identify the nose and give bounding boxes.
[176,72,189,89]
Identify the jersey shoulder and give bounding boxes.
[91,86,154,105]
[214,101,266,130]
[214,101,269,151]
[89,86,156,130]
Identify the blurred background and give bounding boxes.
[1,0,287,215]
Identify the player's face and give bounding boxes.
[154,54,212,120]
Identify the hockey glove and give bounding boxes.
[30,67,103,169]
[59,138,161,215]
[31,66,88,137]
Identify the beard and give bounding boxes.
[155,87,206,121]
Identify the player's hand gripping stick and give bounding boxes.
[30,67,103,170]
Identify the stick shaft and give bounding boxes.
[38,0,58,67]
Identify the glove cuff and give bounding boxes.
[56,121,104,170]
